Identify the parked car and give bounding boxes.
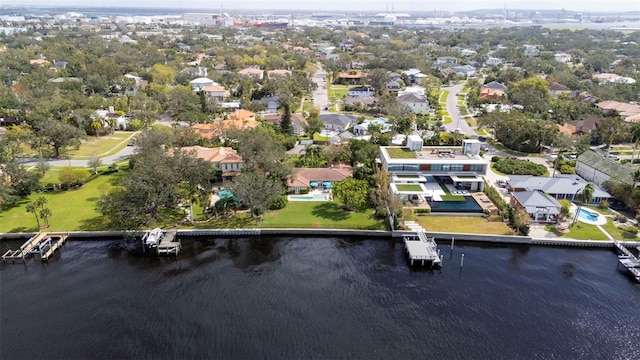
[607,154,620,161]
[478,136,486,142]
[497,179,507,187]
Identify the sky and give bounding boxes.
[6,1,640,13]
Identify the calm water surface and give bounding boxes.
[1,237,639,359]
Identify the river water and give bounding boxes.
[1,237,639,359]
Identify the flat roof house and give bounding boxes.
[380,137,488,192]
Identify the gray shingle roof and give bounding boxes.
[508,175,611,199]
[577,150,635,185]
[512,191,561,215]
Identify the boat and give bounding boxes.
[143,228,163,247]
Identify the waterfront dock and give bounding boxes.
[142,229,180,256]
[613,240,640,282]
[404,231,442,267]
[2,232,68,263]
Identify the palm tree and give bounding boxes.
[300,145,322,167]
[580,183,595,205]
[26,203,41,229]
[181,184,199,224]
[630,124,640,162]
[39,208,52,228]
[633,168,640,188]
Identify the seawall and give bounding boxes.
[1,229,637,248]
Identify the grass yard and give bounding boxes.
[67,132,133,158]
[601,219,640,241]
[437,182,465,201]
[261,202,387,230]
[329,86,348,99]
[396,184,423,192]
[415,216,514,235]
[443,116,453,124]
[313,133,331,141]
[0,172,125,233]
[386,147,417,159]
[545,223,609,240]
[584,205,613,216]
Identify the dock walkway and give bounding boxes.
[614,240,640,282]
[2,232,68,263]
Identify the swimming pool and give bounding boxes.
[289,194,329,201]
[428,197,483,213]
[320,130,333,137]
[579,209,598,222]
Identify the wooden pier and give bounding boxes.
[142,229,180,256]
[2,232,68,263]
[404,231,442,267]
[613,240,640,282]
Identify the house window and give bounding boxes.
[450,164,463,171]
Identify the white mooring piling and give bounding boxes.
[460,253,465,267]
[450,237,455,251]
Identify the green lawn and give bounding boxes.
[313,133,331,141]
[396,184,423,192]
[439,90,450,102]
[584,205,612,216]
[0,172,125,233]
[67,132,133,158]
[386,147,417,159]
[601,219,640,241]
[437,182,465,201]
[415,216,513,235]
[545,223,608,240]
[443,116,453,124]
[261,202,387,230]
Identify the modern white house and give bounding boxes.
[347,86,374,98]
[380,138,488,192]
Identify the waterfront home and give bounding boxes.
[510,190,561,223]
[178,146,244,180]
[287,164,353,194]
[507,175,611,204]
[379,138,488,191]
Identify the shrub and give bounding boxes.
[614,214,628,223]
[269,195,288,210]
[494,158,547,176]
[299,188,310,194]
[413,208,431,215]
[491,156,500,162]
[618,225,638,234]
[558,164,575,174]
[598,199,609,210]
[483,208,490,216]
[374,206,388,218]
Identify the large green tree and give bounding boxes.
[37,120,85,158]
[230,171,283,218]
[333,178,369,211]
[508,77,550,114]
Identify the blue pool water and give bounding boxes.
[290,194,328,201]
[320,130,332,136]
[579,209,598,222]
[428,197,483,213]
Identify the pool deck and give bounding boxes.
[571,205,606,225]
[288,189,332,202]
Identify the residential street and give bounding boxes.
[442,83,477,136]
[311,66,330,112]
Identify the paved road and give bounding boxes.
[442,83,477,136]
[311,66,329,111]
[18,132,137,167]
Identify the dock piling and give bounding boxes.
[460,254,465,267]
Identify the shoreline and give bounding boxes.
[1,228,638,248]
